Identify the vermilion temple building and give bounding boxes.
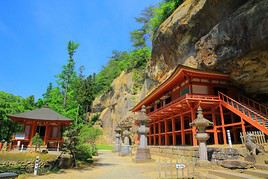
[132,65,268,146]
[9,107,71,150]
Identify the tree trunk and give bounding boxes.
[70,150,76,167]
[63,83,68,107]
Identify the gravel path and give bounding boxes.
[27,151,158,179]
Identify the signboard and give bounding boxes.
[175,163,185,169]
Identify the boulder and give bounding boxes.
[220,160,254,169]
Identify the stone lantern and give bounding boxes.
[120,128,131,156]
[190,106,213,162]
[134,105,151,162]
[114,126,121,152]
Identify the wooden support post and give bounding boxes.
[148,123,152,145]
[219,104,227,145]
[153,122,156,145]
[164,119,168,145]
[191,108,198,146]
[29,122,37,146]
[180,115,185,145]
[43,124,49,145]
[158,122,161,145]
[212,110,219,145]
[241,117,246,135]
[172,117,176,145]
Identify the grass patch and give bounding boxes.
[96,144,113,150]
[0,151,58,161]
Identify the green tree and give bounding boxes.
[0,91,26,142]
[130,6,154,48]
[43,82,53,102]
[57,41,79,107]
[32,133,43,151]
[149,0,182,37]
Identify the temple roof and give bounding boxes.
[9,107,72,122]
[131,65,229,112]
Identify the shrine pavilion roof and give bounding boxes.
[131,65,229,112]
[9,107,72,122]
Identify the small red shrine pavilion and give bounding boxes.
[9,107,71,150]
[132,65,268,146]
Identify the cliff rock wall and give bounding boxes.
[150,0,268,96]
[93,0,268,143]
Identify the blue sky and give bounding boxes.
[0,0,160,99]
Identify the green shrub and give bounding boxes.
[31,133,43,151]
[75,143,93,161]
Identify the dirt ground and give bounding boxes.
[25,151,159,179]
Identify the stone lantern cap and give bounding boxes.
[114,126,122,133]
[190,106,213,133]
[135,105,149,124]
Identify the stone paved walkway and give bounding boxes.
[27,151,158,179]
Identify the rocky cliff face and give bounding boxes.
[150,0,268,96]
[92,71,156,143]
[93,0,268,143]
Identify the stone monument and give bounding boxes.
[120,128,131,156]
[190,106,213,165]
[114,127,122,152]
[134,105,151,162]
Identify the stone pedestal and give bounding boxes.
[135,148,151,162]
[120,144,131,156]
[196,133,209,161]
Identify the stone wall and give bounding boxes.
[148,146,199,159]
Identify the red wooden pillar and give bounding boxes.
[172,117,176,145]
[180,115,185,145]
[219,104,227,145]
[43,124,49,145]
[153,122,156,145]
[29,122,37,146]
[212,110,219,145]
[164,119,168,145]
[158,122,161,145]
[149,123,153,145]
[191,108,198,146]
[241,117,246,135]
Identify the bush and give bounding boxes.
[32,133,43,151]
[75,143,93,161]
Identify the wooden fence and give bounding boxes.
[240,131,267,144]
[156,156,196,179]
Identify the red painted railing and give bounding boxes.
[219,92,268,133]
[236,95,268,117]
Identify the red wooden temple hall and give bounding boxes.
[9,107,71,150]
[132,65,268,146]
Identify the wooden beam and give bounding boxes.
[191,107,198,146]
[212,109,219,145]
[172,117,176,145]
[181,115,185,145]
[164,118,168,145]
[219,104,227,145]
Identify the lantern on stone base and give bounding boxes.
[134,105,152,162]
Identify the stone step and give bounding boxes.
[255,164,268,170]
[198,173,225,179]
[242,169,268,178]
[209,170,263,179]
